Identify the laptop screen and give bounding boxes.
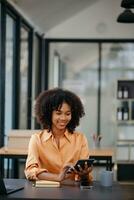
[0,179,24,195]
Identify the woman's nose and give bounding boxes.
[60,114,66,120]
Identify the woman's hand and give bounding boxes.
[57,162,93,182]
[73,161,93,179]
[37,165,75,182]
[57,166,73,182]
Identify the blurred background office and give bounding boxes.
[0,0,134,181]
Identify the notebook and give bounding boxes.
[0,178,24,195]
[33,180,60,187]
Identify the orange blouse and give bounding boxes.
[25,129,91,180]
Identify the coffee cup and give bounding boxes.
[100,170,113,187]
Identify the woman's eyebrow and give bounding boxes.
[56,109,71,113]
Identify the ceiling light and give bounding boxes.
[117,9,134,23]
[121,0,134,8]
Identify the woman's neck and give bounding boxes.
[52,127,66,139]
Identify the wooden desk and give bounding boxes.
[0,147,27,157]
[0,179,125,200]
[0,147,114,178]
[90,148,114,171]
[0,147,27,178]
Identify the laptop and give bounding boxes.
[0,178,24,195]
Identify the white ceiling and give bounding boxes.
[8,0,131,75]
[9,0,99,33]
[8,0,101,73]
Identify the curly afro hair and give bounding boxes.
[35,88,85,133]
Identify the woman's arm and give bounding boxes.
[25,134,47,180]
[37,166,71,182]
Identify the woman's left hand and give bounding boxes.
[73,161,93,177]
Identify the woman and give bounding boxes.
[25,88,93,183]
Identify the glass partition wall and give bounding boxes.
[31,34,42,129]
[101,43,134,147]
[0,2,3,147]
[0,3,1,130]
[49,43,99,148]
[47,41,134,148]
[19,26,29,129]
[4,14,16,145]
[0,1,44,178]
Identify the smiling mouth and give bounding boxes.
[59,123,66,126]
[59,122,67,126]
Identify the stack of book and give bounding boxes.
[33,180,60,188]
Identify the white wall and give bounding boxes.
[46,0,134,38]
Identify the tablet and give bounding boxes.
[74,159,94,171]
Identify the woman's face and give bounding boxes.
[52,102,72,131]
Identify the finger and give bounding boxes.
[70,166,75,172]
[88,166,93,173]
[84,161,88,170]
[66,167,74,174]
[84,167,92,174]
[73,167,78,174]
[77,164,83,172]
[63,165,70,170]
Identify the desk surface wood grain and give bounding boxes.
[0,147,28,155]
[0,146,114,156]
[89,148,114,156]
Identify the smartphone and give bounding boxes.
[74,159,94,171]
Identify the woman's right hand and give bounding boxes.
[57,166,74,181]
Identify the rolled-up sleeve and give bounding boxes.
[24,134,47,180]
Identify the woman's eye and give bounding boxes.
[55,112,71,116]
[66,113,71,116]
[56,111,61,115]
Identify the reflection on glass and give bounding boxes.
[49,42,134,148]
[101,43,134,147]
[4,14,15,144]
[31,35,40,128]
[0,3,1,52]
[49,43,99,147]
[19,26,29,128]
[0,3,1,133]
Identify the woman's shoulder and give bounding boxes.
[30,130,44,139]
[31,129,51,141]
[70,131,88,145]
[73,130,86,139]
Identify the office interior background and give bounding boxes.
[0,0,134,180]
